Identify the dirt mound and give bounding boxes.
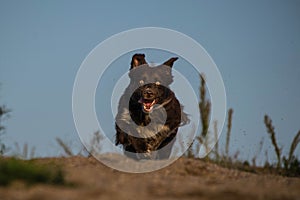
[1,155,299,200]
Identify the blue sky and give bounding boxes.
[0,1,299,164]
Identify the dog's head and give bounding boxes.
[128,54,178,113]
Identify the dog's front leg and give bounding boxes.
[147,126,176,154]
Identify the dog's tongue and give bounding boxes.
[139,98,156,111]
[144,102,152,108]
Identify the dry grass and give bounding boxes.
[56,138,74,157]
[264,115,282,168]
[225,109,233,158]
[0,105,10,155]
[288,130,300,164]
[197,73,211,153]
[190,75,300,177]
[263,114,300,176]
[1,156,300,200]
[12,143,35,159]
[213,120,219,161]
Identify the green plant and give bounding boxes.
[0,158,65,186]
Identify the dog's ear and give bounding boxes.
[163,57,178,68]
[130,54,147,69]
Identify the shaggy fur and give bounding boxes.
[115,54,188,159]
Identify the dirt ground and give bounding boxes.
[0,155,300,200]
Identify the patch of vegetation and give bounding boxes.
[264,115,300,177]
[185,73,300,177]
[11,142,36,159]
[56,137,74,157]
[0,158,65,186]
[55,131,104,157]
[0,88,68,187]
[0,104,10,155]
[197,74,211,153]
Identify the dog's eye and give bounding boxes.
[155,81,160,85]
[139,80,144,85]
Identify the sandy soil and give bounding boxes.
[0,155,300,200]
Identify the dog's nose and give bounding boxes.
[143,88,154,96]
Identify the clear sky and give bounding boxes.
[0,1,299,164]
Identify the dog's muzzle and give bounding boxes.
[138,87,158,113]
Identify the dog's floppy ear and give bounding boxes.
[163,57,178,68]
[130,54,147,69]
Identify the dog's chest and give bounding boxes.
[120,108,170,138]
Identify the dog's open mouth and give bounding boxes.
[139,98,157,113]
